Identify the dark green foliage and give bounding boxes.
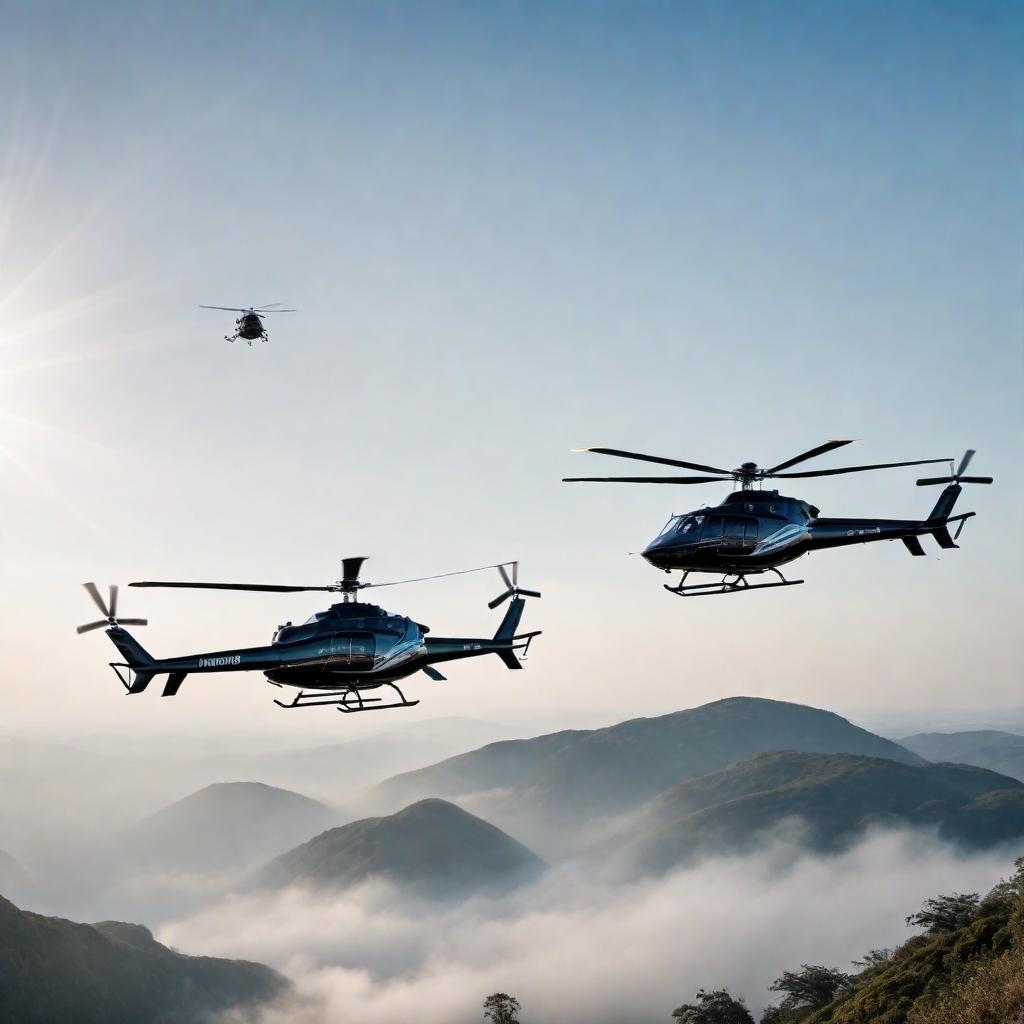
[257,798,544,897]
[905,893,980,935]
[671,988,754,1023]
[629,751,1024,872]
[806,892,1015,1023]
[0,893,285,1024]
[484,992,522,1024]
[852,949,893,970]
[767,965,854,1018]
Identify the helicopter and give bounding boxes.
[77,558,541,712]
[199,303,296,345]
[564,441,992,596]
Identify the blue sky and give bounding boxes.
[0,1,1020,740]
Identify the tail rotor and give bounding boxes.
[488,562,541,610]
[917,449,994,487]
[78,583,148,634]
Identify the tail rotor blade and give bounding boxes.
[76,620,110,634]
[108,585,119,619]
[83,582,108,617]
[488,590,514,610]
[916,476,955,486]
[516,588,542,599]
[498,564,514,591]
[115,618,148,627]
[958,476,993,484]
[956,450,976,477]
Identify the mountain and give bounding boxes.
[900,729,1024,782]
[0,893,284,1024]
[373,698,923,847]
[124,781,339,873]
[628,751,1024,873]
[257,798,544,897]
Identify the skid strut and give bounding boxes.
[273,681,420,713]
[664,567,804,598]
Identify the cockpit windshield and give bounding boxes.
[657,514,704,537]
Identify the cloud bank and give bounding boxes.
[159,830,1016,1024]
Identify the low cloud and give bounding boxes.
[159,830,1017,1024]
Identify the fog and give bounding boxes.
[159,831,1014,1024]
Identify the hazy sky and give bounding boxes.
[1,1,1021,743]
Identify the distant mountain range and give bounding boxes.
[900,729,1024,782]
[0,893,284,1024]
[123,781,340,874]
[625,750,1024,873]
[373,697,924,851]
[257,798,544,897]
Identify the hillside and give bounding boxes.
[627,751,1024,873]
[257,798,544,897]
[0,893,284,1024]
[124,781,338,873]
[900,730,1024,782]
[374,698,923,843]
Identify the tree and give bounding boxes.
[671,987,754,1024]
[905,892,980,935]
[852,948,893,971]
[768,964,854,1013]
[484,993,521,1024]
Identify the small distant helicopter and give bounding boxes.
[564,441,992,596]
[77,558,541,713]
[199,303,296,345]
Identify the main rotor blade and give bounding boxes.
[253,303,283,309]
[772,458,951,479]
[562,475,727,484]
[83,582,109,617]
[257,308,296,313]
[365,562,516,590]
[571,447,731,475]
[764,439,857,474]
[130,581,333,592]
[198,305,248,312]
[956,450,976,476]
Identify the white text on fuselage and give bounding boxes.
[199,655,241,667]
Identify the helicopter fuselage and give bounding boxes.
[237,312,265,340]
[641,486,962,576]
[103,597,538,702]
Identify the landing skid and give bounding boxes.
[664,567,804,597]
[272,681,420,713]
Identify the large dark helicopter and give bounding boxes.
[564,442,992,596]
[199,303,296,345]
[77,558,540,712]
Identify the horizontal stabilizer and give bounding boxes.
[496,648,523,671]
[932,526,958,550]
[902,536,926,557]
[422,665,447,681]
[127,670,156,694]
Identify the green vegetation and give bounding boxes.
[0,893,285,1024]
[484,992,523,1024]
[683,857,1024,1024]
[673,989,755,1023]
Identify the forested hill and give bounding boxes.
[374,698,922,831]
[627,751,1024,873]
[0,894,285,1024]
